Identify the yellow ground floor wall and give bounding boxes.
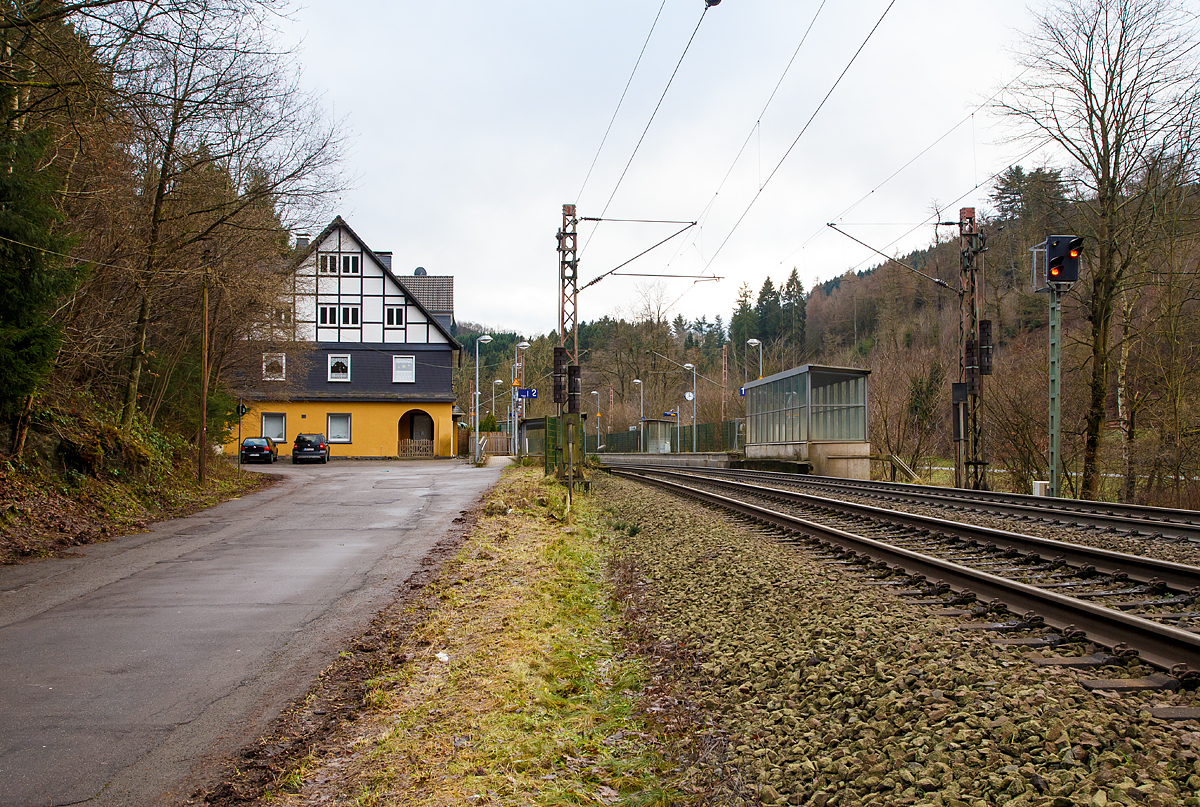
[222,400,458,458]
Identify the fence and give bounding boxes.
[586,420,743,454]
[397,439,434,458]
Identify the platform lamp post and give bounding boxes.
[512,341,530,456]
[492,378,503,422]
[632,379,643,452]
[747,338,763,379]
[683,363,697,453]
[474,334,492,463]
[590,390,600,451]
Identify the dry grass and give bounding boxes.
[265,467,688,807]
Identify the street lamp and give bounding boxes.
[683,363,697,452]
[474,334,493,462]
[590,390,600,450]
[513,341,531,456]
[632,379,643,452]
[747,338,763,379]
[492,379,503,421]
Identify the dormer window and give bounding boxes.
[328,354,350,382]
[263,353,286,381]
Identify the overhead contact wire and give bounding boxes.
[702,0,899,274]
[693,0,828,229]
[575,0,668,206]
[781,67,1034,265]
[582,3,713,257]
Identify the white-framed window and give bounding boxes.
[341,255,360,275]
[327,413,351,443]
[262,412,285,442]
[392,355,416,383]
[318,305,360,326]
[385,306,404,327]
[328,354,351,382]
[262,353,286,381]
[318,254,338,274]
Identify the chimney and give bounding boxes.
[295,233,310,251]
[376,251,393,269]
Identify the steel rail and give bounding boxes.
[609,463,1200,541]
[621,467,1200,593]
[612,467,1200,674]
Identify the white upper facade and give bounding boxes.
[292,220,450,346]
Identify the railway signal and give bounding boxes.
[1046,235,1082,284]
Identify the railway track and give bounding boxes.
[610,465,1200,683]
[606,463,1200,542]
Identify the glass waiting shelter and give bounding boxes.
[744,365,869,446]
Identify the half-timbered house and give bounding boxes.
[223,216,462,459]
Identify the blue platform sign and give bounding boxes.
[739,386,746,397]
[517,388,537,399]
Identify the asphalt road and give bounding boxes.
[0,459,504,807]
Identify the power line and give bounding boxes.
[693,0,829,229]
[779,68,1033,266]
[841,138,1053,275]
[575,0,668,206]
[700,0,899,274]
[581,2,715,257]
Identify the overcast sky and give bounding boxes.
[282,0,1050,336]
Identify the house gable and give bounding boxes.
[292,217,461,349]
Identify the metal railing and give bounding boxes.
[586,420,743,454]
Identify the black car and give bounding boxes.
[292,433,330,464]
[239,436,278,464]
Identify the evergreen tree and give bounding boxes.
[755,277,782,343]
[0,130,78,422]
[781,268,807,350]
[729,283,759,381]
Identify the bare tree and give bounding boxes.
[97,0,343,431]
[997,0,1200,499]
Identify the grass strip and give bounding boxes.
[268,466,689,807]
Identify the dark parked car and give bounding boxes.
[292,433,330,464]
[239,436,278,464]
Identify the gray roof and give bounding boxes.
[401,275,453,315]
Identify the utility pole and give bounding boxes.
[956,208,991,490]
[556,204,581,496]
[198,250,210,486]
[558,204,579,364]
[721,343,728,449]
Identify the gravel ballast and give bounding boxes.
[603,474,1200,807]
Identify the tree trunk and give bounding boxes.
[1116,291,1136,503]
[120,291,150,431]
[1081,210,1117,501]
[13,392,34,458]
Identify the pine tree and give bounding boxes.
[755,277,782,343]
[781,268,806,351]
[0,130,78,422]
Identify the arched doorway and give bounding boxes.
[398,409,435,457]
